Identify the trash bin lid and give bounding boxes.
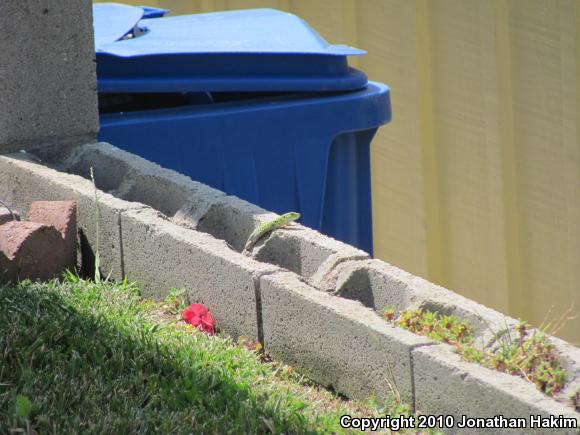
[93,3,144,48]
[94,6,368,93]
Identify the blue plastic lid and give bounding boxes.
[94,6,368,92]
[140,6,168,19]
[93,3,144,48]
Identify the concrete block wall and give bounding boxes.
[413,345,580,434]
[59,142,370,279]
[1,143,579,431]
[0,156,139,279]
[0,0,98,154]
[120,207,279,339]
[260,272,432,405]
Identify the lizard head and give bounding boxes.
[284,211,301,221]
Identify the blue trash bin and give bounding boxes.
[94,5,391,254]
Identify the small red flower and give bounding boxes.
[182,303,214,334]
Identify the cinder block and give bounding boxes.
[549,336,580,410]
[62,142,135,192]
[332,259,516,340]
[62,143,369,284]
[413,344,580,434]
[260,272,434,403]
[62,142,226,222]
[254,226,369,282]
[0,155,142,279]
[28,201,77,270]
[196,195,278,252]
[334,259,580,415]
[0,221,66,282]
[121,207,280,340]
[0,0,98,154]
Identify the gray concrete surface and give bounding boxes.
[331,259,518,342]
[0,0,98,154]
[63,142,369,274]
[197,195,278,252]
[254,226,369,282]
[260,272,434,403]
[2,143,579,425]
[121,207,281,339]
[62,142,226,223]
[413,344,580,434]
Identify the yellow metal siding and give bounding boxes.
[95,0,580,343]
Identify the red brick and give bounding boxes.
[0,221,67,283]
[27,200,77,270]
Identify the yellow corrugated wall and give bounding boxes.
[96,0,580,343]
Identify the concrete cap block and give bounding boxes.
[260,272,433,403]
[412,344,580,434]
[121,207,281,340]
[0,0,98,153]
[254,226,369,281]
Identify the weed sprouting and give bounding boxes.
[89,167,101,283]
[393,308,472,346]
[163,288,189,316]
[381,307,567,397]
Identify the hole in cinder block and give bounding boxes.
[120,176,190,217]
[66,153,130,193]
[333,264,492,340]
[418,301,456,317]
[333,268,376,309]
[196,203,337,280]
[253,234,307,276]
[415,300,489,337]
[334,265,413,312]
[196,203,261,253]
[256,230,348,280]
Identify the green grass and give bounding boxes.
[0,278,437,434]
[381,307,567,397]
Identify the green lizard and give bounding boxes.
[244,212,301,252]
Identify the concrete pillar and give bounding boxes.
[0,0,98,154]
